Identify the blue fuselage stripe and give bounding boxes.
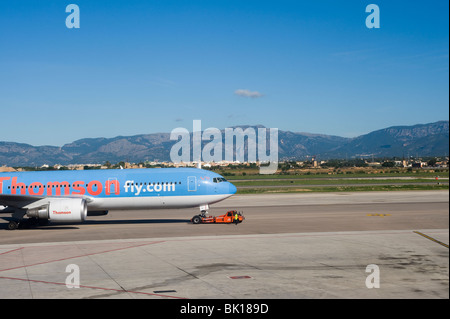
[0,168,235,199]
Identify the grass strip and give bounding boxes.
[236,184,449,194]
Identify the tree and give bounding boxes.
[382,161,395,167]
[427,158,437,167]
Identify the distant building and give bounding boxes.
[368,162,381,167]
[412,162,427,168]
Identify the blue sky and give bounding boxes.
[0,0,448,146]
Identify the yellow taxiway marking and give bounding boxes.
[413,231,449,249]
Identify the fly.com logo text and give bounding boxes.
[170,120,278,174]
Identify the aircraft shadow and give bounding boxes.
[0,217,192,230]
[83,219,191,225]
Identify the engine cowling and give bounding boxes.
[27,198,87,223]
[87,210,108,216]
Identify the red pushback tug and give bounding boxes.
[191,210,244,224]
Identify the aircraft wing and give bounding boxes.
[0,194,44,209]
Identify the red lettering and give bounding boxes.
[47,181,70,196]
[1,177,111,198]
[28,182,44,196]
[72,181,86,195]
[11,177,26,195]
[0,177,11,194]
[87,180,102,196]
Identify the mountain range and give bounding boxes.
[0,121,448,167]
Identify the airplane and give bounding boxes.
[0,167,237,230]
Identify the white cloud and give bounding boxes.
[234,89,264,98]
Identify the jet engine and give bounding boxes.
[27,198,87,223]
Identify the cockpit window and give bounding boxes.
[213,177,227,183]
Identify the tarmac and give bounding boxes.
[0,191,448,299]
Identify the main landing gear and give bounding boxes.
[5,208,50,230]
[7,218,50,230]
[6,209,26,230]
[7,220,19,230]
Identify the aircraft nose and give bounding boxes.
[229,183,237,194]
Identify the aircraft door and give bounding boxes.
[106,178,119,195]
[188,176,197,192]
